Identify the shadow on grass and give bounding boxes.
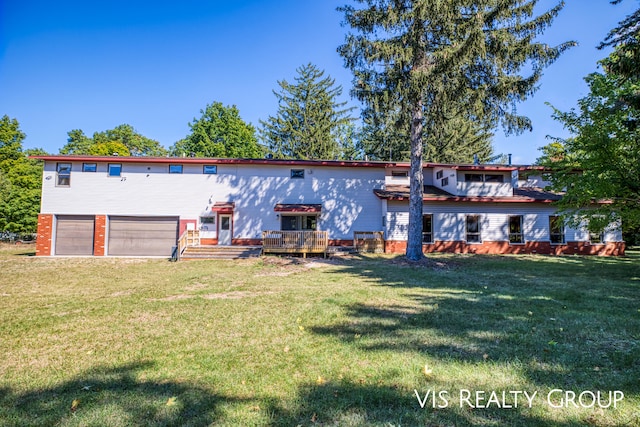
[264,379,590,427]
[1,361,242,427]
[304,253,640,423]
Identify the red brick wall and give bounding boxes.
[179,219,197,236]
[35,214,53,256]
[385,240,625,256]
[93,215,106,256]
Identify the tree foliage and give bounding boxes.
[538,46,640,236]
[260,63,355,160]
[338,0,572,260]
[360,103,495,163]
[170,102,263,158]
[60,124,167,156]
[0,115,44,233]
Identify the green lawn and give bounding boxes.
[1,244,639,426]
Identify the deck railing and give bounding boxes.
[262,230,329,257]
[173,229,200,261]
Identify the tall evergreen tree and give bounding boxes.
[260,63,355,160]
[339,0,572,260]
[170,102,262,158]
[360,103,495,163]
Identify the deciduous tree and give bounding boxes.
[339,0,572,260]
[0,115,44,233]
[170,102,262,158]
[60,124,167,156]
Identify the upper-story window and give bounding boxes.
[291,169,305,179]
[203,165,217,174]
[82,163,97,172]
[56,163,71,186]
[436,170,443,179]
[169,164,183,174]
[465,173,505,183]
[108,163,122,177]
[484,174,504,183]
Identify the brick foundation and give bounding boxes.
[385,240,625,256]
[35,214,54,256]
[93,215,106,256]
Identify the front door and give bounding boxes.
[218,214,232,245]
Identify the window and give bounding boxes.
[509,215,524,244]
[290,169,305,179]
[391,170,408,178]
[441,177,449,186]
[466,215,481,243]
[200,216,215,231]
[436,170,443,179]
[422,214,433,243]
[484,174,504,183]
[590,232,604,244]
[465,174,483,182]
[549,216,565,244]
[203,165,217,174]
[169,164,183,174]
[108,163,122,177]
[56,163,71,186]
[83,163,97,172]
[281,215,317,231]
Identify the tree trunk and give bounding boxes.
[406,99,425,261]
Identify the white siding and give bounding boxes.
[41,161,385,240]
[386,201,590,243]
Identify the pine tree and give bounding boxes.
[260,63,355,160]
[339,0,573,260]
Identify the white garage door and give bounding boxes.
[55,215,95,255]
[108,216,178,256]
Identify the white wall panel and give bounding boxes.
[41,161,385,240]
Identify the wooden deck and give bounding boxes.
[262,230,328,258]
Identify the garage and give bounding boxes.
[55,215,95,255]
[108,216,178,256]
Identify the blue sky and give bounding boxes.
[0,0,637,164]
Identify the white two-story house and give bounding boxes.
[31,155,625,257]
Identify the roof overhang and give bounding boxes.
[211,202,235,213]
[274,204,322,213]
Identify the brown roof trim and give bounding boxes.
[29,155,398,168]
[374,186,562,204]
[29,155,518,171]
[274,204,322,213]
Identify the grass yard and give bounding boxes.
[0,244,639,426]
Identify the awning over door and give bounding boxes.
[211,202,235,214]
[274,204,322,213]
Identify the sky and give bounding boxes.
[1,0,637,164]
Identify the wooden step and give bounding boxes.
[180,246,262,260]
